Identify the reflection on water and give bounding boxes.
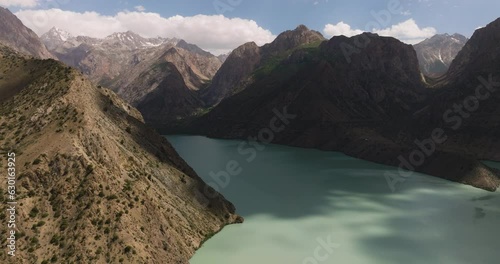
[167,136,500,264]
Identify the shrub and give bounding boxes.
[124,246,132,253]
[29,207,39,218]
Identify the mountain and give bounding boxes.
[0,7,54,59]
[182,27,500,191]
[104,44,222,125]
[40,27,74,50]
[0,43,241,263]
[41,30,180,84]
[176,39,213,57]
[414,33,468,77]
[41,29,223,125]
[445,19,500,83]
[200,42,262,106]
[416,17,500,164]
[217,53,230,63]
[201,25,326,106]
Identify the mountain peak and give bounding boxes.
[261,25,325,57]
[42,27,73,41]
[413,33,468,76]
[295,24,310,31]
[175,39,213,57]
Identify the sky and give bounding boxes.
[1,0,500,54]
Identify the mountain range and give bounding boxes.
[40,27,224,124]
[1,5,500,263]
[181,20,500,191]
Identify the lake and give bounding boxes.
[167,135,500,264]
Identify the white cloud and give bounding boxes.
[323,19,437,44]
[373,19,436,44]
[0,0,38,7]
[323,21,363,37]
[14,9,276,55]
[134,5,145,12]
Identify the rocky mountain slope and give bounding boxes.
[414,33,467,77]
[417,17,500,163]
[0,44,241,263]
[0,7,54,59]
[201,25,326,106]
[74,25,325,131]
[182,26,500,191]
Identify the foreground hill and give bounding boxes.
[0,44,240,263]
[0,7,54,59]
[183,25,500,191]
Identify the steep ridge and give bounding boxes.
[201,42,262,106]
[133,61,205,125]
[0,44,240,263]
[414,33,467,77]
[201,25,326,105]
[0,7,54,59]
[445,18,500,83]
[416,17,500,163]
[184,30,500,191]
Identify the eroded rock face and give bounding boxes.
[414,33,468,77]
[0,7,54,59]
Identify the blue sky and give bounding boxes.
[4,0,500,54]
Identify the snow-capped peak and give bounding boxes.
[42,27,73,42]
[102,31,175,50]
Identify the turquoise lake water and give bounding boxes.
[167,135,500,264]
